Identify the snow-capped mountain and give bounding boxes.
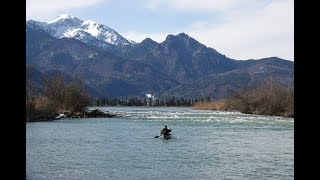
[27,15,294,99]
[26,14,135,49]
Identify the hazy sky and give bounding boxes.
[26,0,294,61]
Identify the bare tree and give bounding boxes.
[64,76,91,112]
[227,77,294,117]
[42,73,68,111]
[26,73,92,121]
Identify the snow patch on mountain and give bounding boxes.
[82,20,100,37]
[27,14,135,47]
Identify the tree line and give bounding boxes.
[95,96,212,107]
[26,72,293,119]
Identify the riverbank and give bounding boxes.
[26,109,116,122]
[192,101,293,118]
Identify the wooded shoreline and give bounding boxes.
[26,74,293,122]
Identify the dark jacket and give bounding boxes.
[160,127,171,135]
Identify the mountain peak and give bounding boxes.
[177,32,190,38]
[47,14,83,30]
[165,33,191,42]
[48,14,81,24]
[57,14,73,19]
[138,38,158,50]
[141,37,158,44]
[163,33,201,48]
[83,20,98,25]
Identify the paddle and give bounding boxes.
[154,123,176,138]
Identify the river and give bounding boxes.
[27,107,294,179]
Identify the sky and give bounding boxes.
[26,0,294,61]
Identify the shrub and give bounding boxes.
[227,79,294,117]
[26,74,91,121]
[192,78,294,118]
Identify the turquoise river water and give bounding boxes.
[27,107,294,179]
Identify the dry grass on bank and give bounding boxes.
[192,100,229,110]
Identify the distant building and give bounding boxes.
[146,93,155,106]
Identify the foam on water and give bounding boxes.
[91,106,293,125]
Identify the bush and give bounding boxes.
[26,74,91,121]
[26,97,57,121]
[191,78,294,118]
[227,79,294,117]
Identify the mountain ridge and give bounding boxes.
[26,15,294,99]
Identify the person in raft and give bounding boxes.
[160,125,171,136]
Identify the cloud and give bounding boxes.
[187,0,294,60]
[145,0,267,13]
[143,0,294,60]
[26,0,105,20]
